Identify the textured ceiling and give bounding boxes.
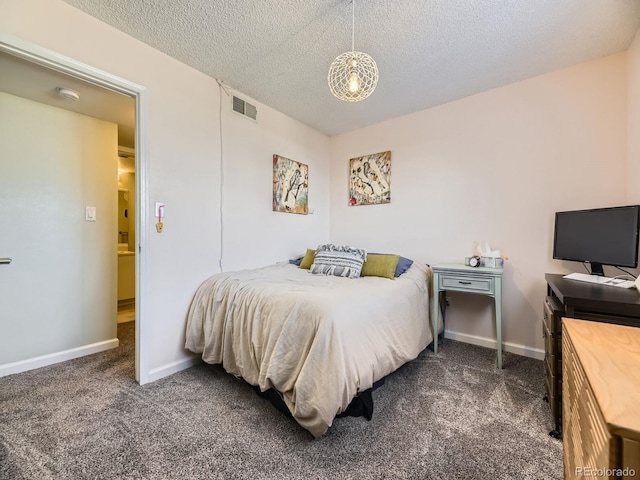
[61,0,640,137]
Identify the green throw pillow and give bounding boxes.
[360,254,400,279]
[299,249,315,269]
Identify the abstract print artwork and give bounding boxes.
[349,151,391,206]
[273,154,308,215]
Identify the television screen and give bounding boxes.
[553,205,640,273]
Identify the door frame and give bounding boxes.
[0,33,150,384]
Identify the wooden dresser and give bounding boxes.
[563,318,640,479]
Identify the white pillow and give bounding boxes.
[310,244,366,279]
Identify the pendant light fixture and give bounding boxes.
[328,0,378,102]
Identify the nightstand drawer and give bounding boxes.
[440,274,493,293]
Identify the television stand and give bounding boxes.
[543,273,640,439]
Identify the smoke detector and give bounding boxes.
[56,87,80,101]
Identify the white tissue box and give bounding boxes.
[480,256,504,268]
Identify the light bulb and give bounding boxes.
[348,73,360,93]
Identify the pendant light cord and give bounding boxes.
[351,0,355,52]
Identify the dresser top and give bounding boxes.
[563,317,640,440]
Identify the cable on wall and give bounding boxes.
[216,79,231,272]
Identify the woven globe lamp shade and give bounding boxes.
[328,51,379,102]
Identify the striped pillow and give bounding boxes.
[310,244,366,279]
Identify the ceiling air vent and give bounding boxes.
[232,95,257,121]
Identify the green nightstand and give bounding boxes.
[432,263,504,368]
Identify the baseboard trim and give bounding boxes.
[0,338,120,378]
[145,354,202,384]
[443,330,545,361]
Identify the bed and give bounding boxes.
[184,258,432,437]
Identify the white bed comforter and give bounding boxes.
[184,262,432,437]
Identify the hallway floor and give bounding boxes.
[117,302,135,324]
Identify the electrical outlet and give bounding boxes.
[445,297,451,307]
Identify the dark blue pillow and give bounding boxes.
[370,253,413,277]
[394,256,414,277]
[289,256,303,266]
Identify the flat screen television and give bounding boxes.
[553,205,640,276]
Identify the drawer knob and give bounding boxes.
[458,281,472,285]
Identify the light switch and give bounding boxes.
[85,206,96,222]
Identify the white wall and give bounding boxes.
[628,29,640,204]
[2,0,633,375]
[329,54,628,355]
[0,0,330,381]
[0,92,118,365]
[218,91,330,271]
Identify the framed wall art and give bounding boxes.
[273,154,308,215]
[348,151,391,206]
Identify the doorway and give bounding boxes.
[117,147,136,326]
[0,34,148,383]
